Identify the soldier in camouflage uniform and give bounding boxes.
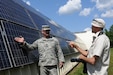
[14,25,65,75]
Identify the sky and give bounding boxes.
[22,0,113,32]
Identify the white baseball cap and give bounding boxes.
[91,18,105,28]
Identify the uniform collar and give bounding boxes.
[42,37,53,41]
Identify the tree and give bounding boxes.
[109,25,113,47]
[105,25,113,48]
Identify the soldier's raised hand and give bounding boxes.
[14,36,25,43]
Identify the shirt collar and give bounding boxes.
[94,31,103,37]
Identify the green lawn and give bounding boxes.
[108,48,113,75]
[67,48,113,75]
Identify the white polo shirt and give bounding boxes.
[87,32,110,75]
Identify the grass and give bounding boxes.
[67,63,87,75]
[67,48,113,75]
[108,48,113,75]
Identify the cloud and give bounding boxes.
[58,0,82,15]
[79,8,91,16]
[22,0,31,6]
[93,0,113,10]
[92,0,113,18]
[101,10,113,18]
[94,14,99,18]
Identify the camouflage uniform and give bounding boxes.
[23,37,65,75]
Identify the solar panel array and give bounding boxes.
[0,20,40,70]
[0,0,35,28]
[0,26,13,70]
[0,0,76,70]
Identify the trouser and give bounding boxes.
[40,65,58,75]
[83,62,87,74]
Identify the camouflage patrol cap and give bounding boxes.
[42,25,50,30]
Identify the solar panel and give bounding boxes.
[0,22,13,70]
[0,0,36,28]
[1,20,40,67]
[27,10,47,30]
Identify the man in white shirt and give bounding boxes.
[69,18,110,75]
